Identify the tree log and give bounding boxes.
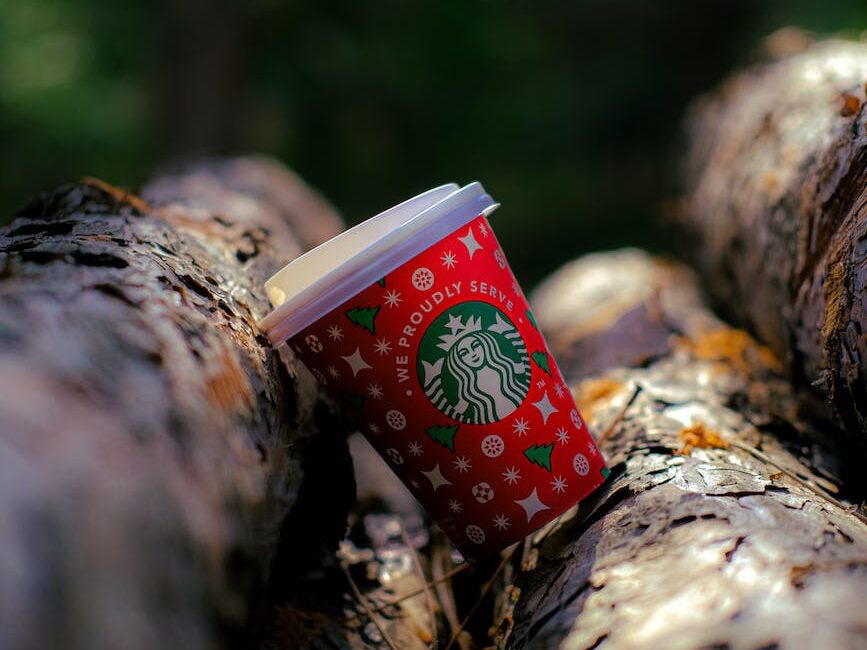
[680,38,867,444]
[492,249,867,649]
[0,157,354,650]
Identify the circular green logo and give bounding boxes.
[417,301,530,424]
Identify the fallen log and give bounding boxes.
[492,249,867,649]
[0,157,354,650]
[680,38,867,444]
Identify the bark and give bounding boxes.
[492,249,867,650]
[680,38,867,445]
[0,156,353,650]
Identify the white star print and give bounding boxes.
[515,488,550,522]
[422,464,452,491]
[556,427,570,444]
[407,441,423,456]
[536,379,547,389]
[448,499,462,513]
[410,479,421,490]
[551,475,568,494]
[503,466,521,485]
[293,345,303,355]
[341,347,372,377]
[369,422,380,434]
[478,222,489,237]
[327,365,340,379]
[513,418,530,437]
[554,383,566,398]
[587,442,600,459]
[440,250,457,269]
[493,514,510,531]
[532,391,559,424]
[384,289,402,308]
[374,338,392,356]
[458,227,483,259]
[327,324,343,341]
[453,455,471,474]
[367,383,383,399]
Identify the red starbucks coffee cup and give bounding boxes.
[260,183,608,557]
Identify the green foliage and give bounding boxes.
[2,0,866,289]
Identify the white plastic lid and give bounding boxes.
[259,182,498,343]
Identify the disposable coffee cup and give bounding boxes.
[260,183,608,556]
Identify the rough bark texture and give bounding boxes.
[0,157,354,650]
[680,39,867,444]
[492,249,867,650]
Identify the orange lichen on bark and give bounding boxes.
[676,422,730,456]
[572,378,624,419]
[676,328,783,374]
[840,92,862,117]
[80,176,152,214]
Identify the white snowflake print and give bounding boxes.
[555,428,570,445]
[369,422,380,434]
[386,448,404,465]
[573,453,590,476]
[536,379,546,389]
[494,248,507,269]
[385,409,407,430]
[411,267,435,291]
[374,338,392,356]
[587,442,601,459]
[481,434,505,458]
[493,514,510,531]
[465,525,485,545]
[502,466,521,485]
[472,482,495,503]
[478,222,489,237]
[367,383,383,399]
[448,499,463,513]
[512,279,522,296]
[570,409,584,429]
[554,383,566,398]
[512,418,530,437]
[453,455,472,474]
[384,289,403,308]
[440,250,458,269]
[407,441,423,457]
[551,475,568,494]
[327,324,344,341]
[327,365,340,379]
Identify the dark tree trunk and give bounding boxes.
[680,39,867,447]
[0,157,353,650]
[492,249,867,649]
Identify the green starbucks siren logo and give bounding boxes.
[418,301,531,424]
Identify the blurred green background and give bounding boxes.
[1,0,865,285]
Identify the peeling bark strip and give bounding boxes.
[681,39,867,442]
[493,250,867,649]
[0,157,353,650]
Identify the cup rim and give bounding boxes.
[259,182,498,342]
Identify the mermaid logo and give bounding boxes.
[418,301,530,424]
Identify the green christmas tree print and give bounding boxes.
[345,392,366,410]
[523,442,554,472]
[345,305,380,335]
[531,350,551,375]
[426,423,460,451]
[525,309,539,331]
